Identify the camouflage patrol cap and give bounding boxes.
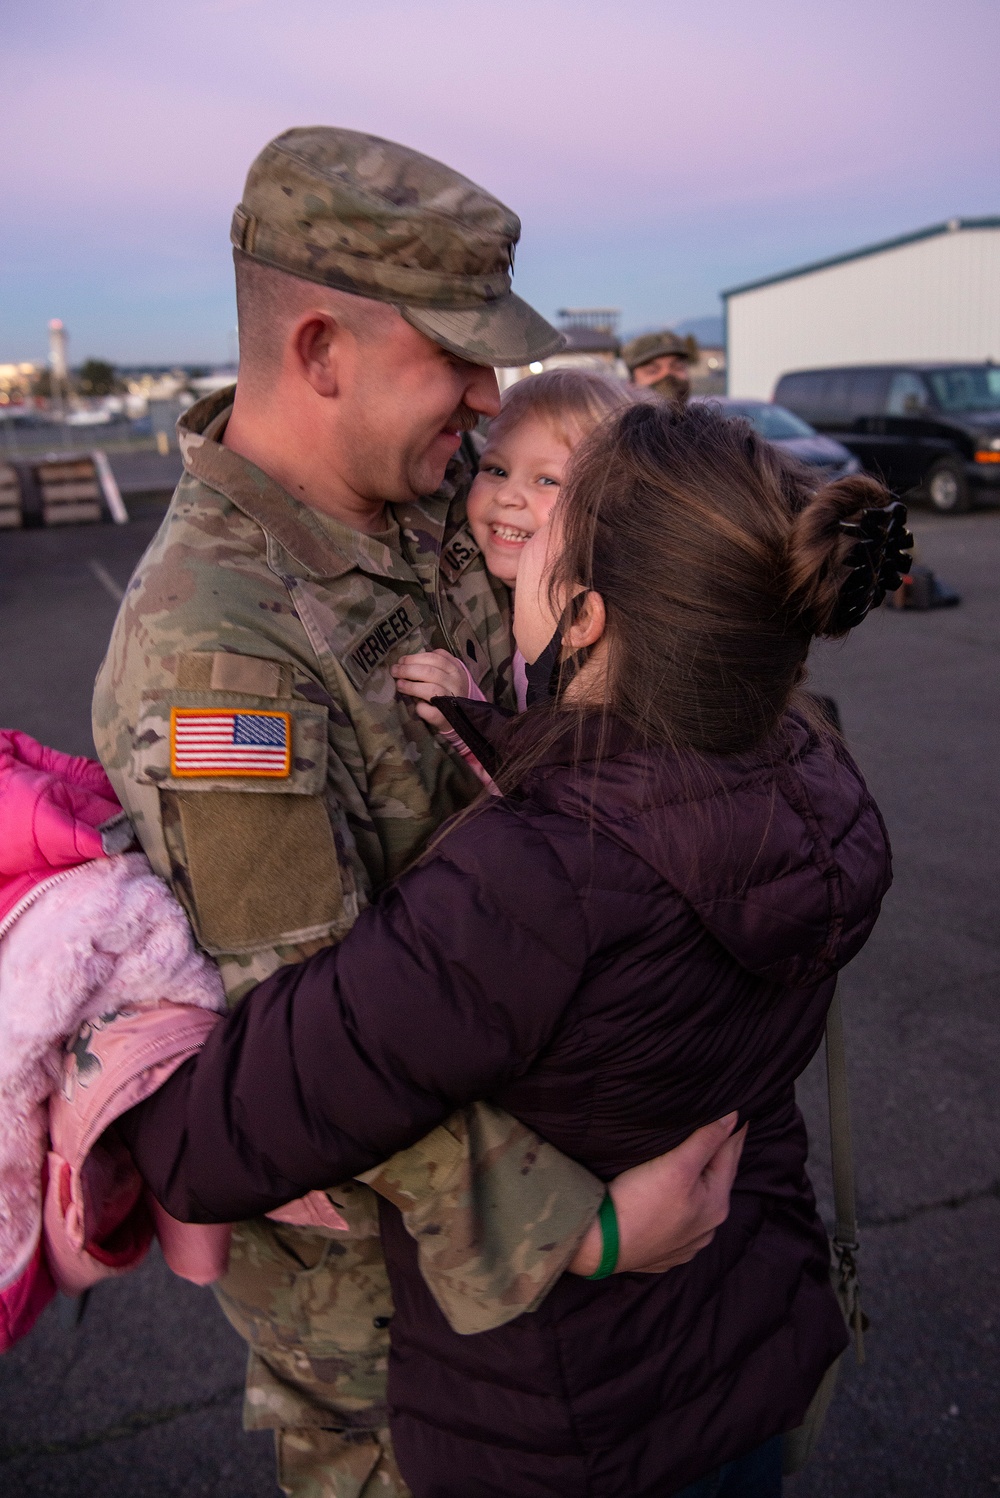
[231,127,564,368]
[621,330,697,373]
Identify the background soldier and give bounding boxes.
[93,129,682,1497]
[621,328,698,405]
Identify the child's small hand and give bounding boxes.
[392,650,471,731]
[392,650,470,703]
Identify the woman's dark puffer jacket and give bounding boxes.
[122,705,892,1498]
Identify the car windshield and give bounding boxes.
[925,367,1000,413]
[723,403,816,440]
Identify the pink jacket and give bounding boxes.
[0,733,230,1349]
[0,731,349,1353]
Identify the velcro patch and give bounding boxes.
[439,525,481,585]
[341,597,421,691]
[169,708,291,778]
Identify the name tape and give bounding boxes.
[341,597,422,691]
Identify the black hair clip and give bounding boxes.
[832,501,914,631]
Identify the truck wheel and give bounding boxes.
[926,458,970,513]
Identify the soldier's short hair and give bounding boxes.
[233,248,397,389]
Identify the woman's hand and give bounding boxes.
[392,650,472,731]
[568,1114,747,1277]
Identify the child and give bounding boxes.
[392,369,635,725]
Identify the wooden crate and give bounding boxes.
[0,463,20,529]
[36,458,103,526]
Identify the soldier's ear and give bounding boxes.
[292,312,342,398]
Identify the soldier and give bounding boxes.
[93,128,688,1497]
[621,329,698,405]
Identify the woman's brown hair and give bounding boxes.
[540,399,893,757]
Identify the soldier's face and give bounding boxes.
[632,354,690,390]
[467,415,574,586]
[337,320,501,503]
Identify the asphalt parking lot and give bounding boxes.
[0,503,998,1496]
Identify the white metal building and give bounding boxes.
[723,217,1000,399]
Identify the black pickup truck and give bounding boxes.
[773,363,1000,512]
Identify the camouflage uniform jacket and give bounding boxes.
[92,388,603,1437]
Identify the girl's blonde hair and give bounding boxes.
[488,368,637,450]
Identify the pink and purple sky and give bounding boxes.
[3,0,998,365]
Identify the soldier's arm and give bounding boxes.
[361,1105,604,1334]
[96,645,605,1330]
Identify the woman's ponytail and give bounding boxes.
[533,401,912,758]
[786,476,913,639]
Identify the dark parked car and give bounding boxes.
[695,397,861,479]
[773,364,1000,512]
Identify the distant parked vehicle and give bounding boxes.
[694,397,862,479]
[773,364,1000,512]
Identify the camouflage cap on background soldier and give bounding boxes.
[620,328,698,374]
[231,126,565,368]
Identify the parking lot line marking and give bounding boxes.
[89,559,125,602]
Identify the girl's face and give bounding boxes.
[467,414,573,586]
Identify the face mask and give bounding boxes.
[523,628,564,707]
[649,373,690,405]
[522,599,593,707]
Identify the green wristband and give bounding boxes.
[586,1192,620,1280]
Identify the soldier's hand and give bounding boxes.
[392,650,473,730]
[567,1114,747,1278]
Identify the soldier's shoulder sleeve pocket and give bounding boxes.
[131,653,345,957]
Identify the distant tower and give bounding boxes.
[48,318,68,409]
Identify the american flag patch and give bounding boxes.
[169,709,292,778]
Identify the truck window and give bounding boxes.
[925,366,1000,412]
[774,371,828,419]
[885,371,930,415]
[847,369,887,416]
[823,371,855,420]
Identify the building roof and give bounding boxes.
[556,308,621,355]
[559,326,620,354]
[721,216,1000,301]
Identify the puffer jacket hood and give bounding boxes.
[445,702,890,989]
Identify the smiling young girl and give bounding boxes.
[392,368,635,718]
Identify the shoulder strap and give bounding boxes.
[825,990,866,1363]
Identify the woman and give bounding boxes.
[120,401,900,1497]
